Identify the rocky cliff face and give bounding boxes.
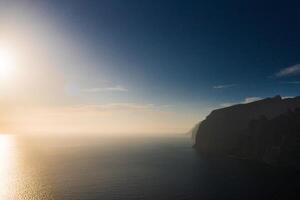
[194,96,300,166]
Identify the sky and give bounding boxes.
[0,0,300,134]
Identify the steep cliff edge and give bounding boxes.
[187,122,200,144]
[194,96,300,166]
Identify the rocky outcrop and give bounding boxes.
[194,96,300,166]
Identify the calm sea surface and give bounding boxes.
[0,134,297,200]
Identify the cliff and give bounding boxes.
[194,95,300,166]
[187,122,201,144]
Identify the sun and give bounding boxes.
[0,47,16,81]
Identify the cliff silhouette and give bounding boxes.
[194,96,300,166]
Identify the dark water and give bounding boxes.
[0,134,298,200]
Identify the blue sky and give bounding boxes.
[43,0,300,102]
[1,0,300,133]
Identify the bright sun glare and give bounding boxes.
[0,47,16,81]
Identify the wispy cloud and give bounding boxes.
[280,81,300,84]
[73,103,155,112]
[220,96,262,107]
[83,85,128,92]
[213,84,236,89]
[64,103,176,113]
[276,64,300,77]
[242,97,262,104]
[220,102,235,107]
[282,96,294,99]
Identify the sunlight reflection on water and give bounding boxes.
[0,135,16,200]
[0,135,54,200]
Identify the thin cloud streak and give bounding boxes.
[72,103,155,112]
[276,64,300,77]
[281,81,300,84]
[220,102,235,107]
[213,84,236,89]
[83,85,128,92]
[220,96,262,107]
[242,97,262,104]
[283,96,295,99]
[63,103,175,113]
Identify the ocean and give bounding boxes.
[0,134,297,200]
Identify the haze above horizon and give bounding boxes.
[0,0,300,134]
